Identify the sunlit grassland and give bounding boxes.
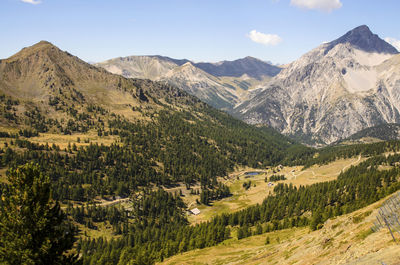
[188,156,364,224]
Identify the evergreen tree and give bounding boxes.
[0,163,79,265]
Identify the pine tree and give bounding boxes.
[0,163,79,264]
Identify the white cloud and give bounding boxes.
[21,0,41,5]
[384,37,400,52]
[290,0,342,12]
[248,30,282,46]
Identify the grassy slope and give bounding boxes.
[160,193,400,265]
[27,130,119,149]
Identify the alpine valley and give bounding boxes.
[1,24,400,265]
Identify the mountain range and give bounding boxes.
[96,25,400,145]
[0,40,305,165]
[95,56,281,110]
[3,25,399,146]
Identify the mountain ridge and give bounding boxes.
[0,40,205,132]
[96,55,280,110]
[14,25,400,146]
[193,56,281,79]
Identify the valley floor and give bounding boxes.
[176,156,364,224]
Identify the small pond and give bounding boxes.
[245,172,261,176]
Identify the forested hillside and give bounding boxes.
[0,105,309,202]
[342,123,400,142]
[74,152,400,264]
[302,140,400,168]
[0,41,311,202]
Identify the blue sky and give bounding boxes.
[1,0,399,64]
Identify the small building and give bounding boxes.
[190,208,201,215]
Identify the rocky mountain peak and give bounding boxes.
[324,25,399,55]
[237,25,400,145]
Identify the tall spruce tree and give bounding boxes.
[0,163,79,265]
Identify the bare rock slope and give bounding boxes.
[237,25,400,145]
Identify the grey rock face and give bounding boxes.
[237,25,400,145]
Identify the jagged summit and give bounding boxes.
[325,25,399,55]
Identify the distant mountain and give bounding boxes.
[96,56,280,110]
[94,55,179,80]
[194,56,281,79]
[236,25,400,145]
[160,62,239,109]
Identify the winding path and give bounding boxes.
[61,197,131,210]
